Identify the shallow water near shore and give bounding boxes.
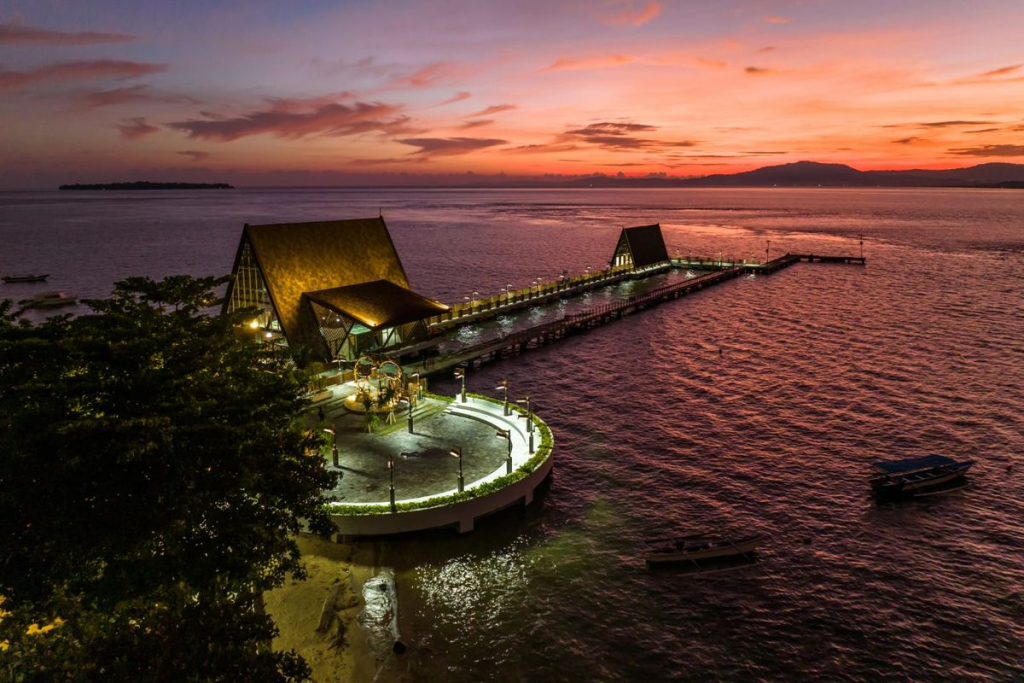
[2,187,1023,681]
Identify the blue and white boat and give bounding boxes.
[870,455,974,497]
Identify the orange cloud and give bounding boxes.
[980,64,1021,78]
[0,16,136,45]
[116,117,159,140]
[763,15,793,24]
[0,60,166,90]
[948,144,1024,157]
[396,137,506,156]
[598,2,662,27]
[744,66,775,75]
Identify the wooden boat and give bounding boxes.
[870,455,974,497]
[18,291,78,309]
[3,274,49,283]
[644,534,762,565]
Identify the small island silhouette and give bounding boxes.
[59,182,233,190]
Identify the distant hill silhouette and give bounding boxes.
[556,161,1024,188]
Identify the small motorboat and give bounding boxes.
[18,291,78,309]
[870,455,974,497]
[644,534,762,566]
[3,274,49,283]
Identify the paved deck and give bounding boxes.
[312,387,532,505]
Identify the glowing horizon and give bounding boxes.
[2,0,1023,187]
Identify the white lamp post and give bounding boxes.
[454,367,466,403]
[496,429,512,474]
[323,427,338,468]
[496,378,509,415]
[450,446,464,492]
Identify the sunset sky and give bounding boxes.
[2,0,1023,187]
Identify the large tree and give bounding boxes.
[0,276,338,682]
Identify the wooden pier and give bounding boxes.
[402,252,864,379]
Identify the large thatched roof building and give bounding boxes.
[609,224,670,270]
[223,217,448,363]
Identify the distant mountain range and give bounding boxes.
[554,161,1024,188]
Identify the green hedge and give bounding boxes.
[325,399,554,517]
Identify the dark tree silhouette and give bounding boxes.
[0,276,338,682]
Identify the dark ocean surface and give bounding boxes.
[2,188,1022,681]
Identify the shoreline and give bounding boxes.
[265,536,401,683]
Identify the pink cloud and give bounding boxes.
[763,15,793,24]
[0,16,136,45]
[168,99,409,141]
[543,54,634,72]
[74,84,198,110]
[430,91,472,108]
[598,2,662,27]
[116,117,159,140]
[390,62,461,88]
[460,119,493,129]
[0,60,166,90]
[467,104,517,117]
[177,150,210,162]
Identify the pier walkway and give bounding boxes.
[401,252,864,380]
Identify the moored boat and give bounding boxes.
[18,291,78,309]
[644,534,762,565]
[3,274,49,283]
[870,455,974,497]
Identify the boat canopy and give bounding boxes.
[872,454,955,473]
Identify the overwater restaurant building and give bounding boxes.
[223,218,448,363]
[609,223,670,270]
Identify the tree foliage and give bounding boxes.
[0,276,339,682]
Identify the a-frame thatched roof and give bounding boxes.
[224,217,437,360]
[610,223,669,269]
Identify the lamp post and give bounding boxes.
[449,446,464,492]
[388,454,396,512]
[249,318,260,343]
[766,239,771,263]
[454,367,466,403]
[335,358,352,385]
[859,234,864,259]
[496,378,509,415]
[496,429,513,474]
[323,427,338,468]
[506,283,513,304]
[516,396,534,454]
[406,393,414,434]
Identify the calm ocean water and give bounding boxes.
[2,188,1023,681]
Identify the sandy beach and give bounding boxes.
[265,536,404,683]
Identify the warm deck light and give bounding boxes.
[249,319,259,329]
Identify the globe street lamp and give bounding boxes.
[388,454,396,512]
[496,429,513,474]
[454,367,466,403]
[406,392,414,434]
[450,446,464,492]
[323,427,338,468]
[496,378,509,416]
